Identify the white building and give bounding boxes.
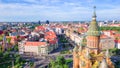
[18,41,58,55]
[115,40,120,49]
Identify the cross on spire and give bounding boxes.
[94,6,96,10]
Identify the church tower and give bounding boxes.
[86,6,100,54]
[73,6,115,68]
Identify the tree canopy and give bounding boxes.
[49,56,72,68]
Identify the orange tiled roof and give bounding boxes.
[45,31,57,44]
[35,26,45,31]
[49,39,57,44]
[45,31,56,35]
[45,31,57,40]
[25,42,46,46]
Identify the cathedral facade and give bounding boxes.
[73,7,115,68]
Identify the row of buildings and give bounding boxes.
[18,25,59,56]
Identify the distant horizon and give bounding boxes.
[0,0,120,21]
[0,20,120,23]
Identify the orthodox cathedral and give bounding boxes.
[73,6,115,68]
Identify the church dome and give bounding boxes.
[87,6,101,36]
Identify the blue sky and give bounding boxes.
[0,0,120,22]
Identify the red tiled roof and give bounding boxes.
[49,39,58,44]
[45,31,57,44]
[25,42,46,46]
[35,26,45,31]
[45,31,56,39]
[112,34,120,39]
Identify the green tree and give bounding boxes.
[0,36,3,41]
[50,60,56,68]
[15,56,20,63]
[4,51,9,58]
[109,48,120,56]
[63,64,69,68]
[0,46,3,57]
[14,44,18,51]
[49,56,70,68]
[56,56,66,65]
[7,38,11,44]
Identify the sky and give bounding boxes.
[0,0,120,22]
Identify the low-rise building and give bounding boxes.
[18,41,58,55]
[115,40,120,49]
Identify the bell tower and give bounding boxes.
[86,6,100,54]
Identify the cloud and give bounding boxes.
[24,0,37,3]
[0,0,120,21]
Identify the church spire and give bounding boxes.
[92,6,96,20]
[87,6,100,36]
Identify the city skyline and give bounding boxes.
[0,0,120,22]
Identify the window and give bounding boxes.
[41,48,46,54]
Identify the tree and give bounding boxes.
[7,38,11,44]
[0,45,3,57]
[14,45,18,51]
[4,51,9,58]
[63,64,69,68]
[50,60,56,68]
[0,35,3,41]
[49,56,69,68]
[56,56,66,65]
[15,56,20,63]
[109,48,120,56]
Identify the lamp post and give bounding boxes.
[10,54,14,68]
[12,60,14,68]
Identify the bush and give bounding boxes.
[49,56,70,68]
[109,48,120,56]
[66,59,73,64]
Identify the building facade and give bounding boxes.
[18,41,58,55]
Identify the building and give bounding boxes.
[73,7,115,68]
[115,40,120,49]
[19,41,47,55]
[65,26,115,50]
[19,40,58,55]
[18,30,58,55]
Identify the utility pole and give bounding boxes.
[12,60,14,68]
